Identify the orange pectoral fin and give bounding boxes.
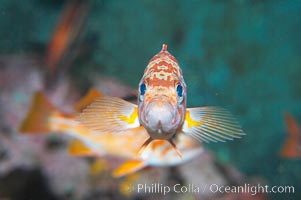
[19,91,59,134]
[74,88,104,112]
[183,107,245,143]
[112,159,146,178]
[68,139,99,156]
[77,96,140,132]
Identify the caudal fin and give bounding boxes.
[19,91,59,134]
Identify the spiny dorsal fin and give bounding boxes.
[74,88,104,112]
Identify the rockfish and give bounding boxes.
[77,44,244,156]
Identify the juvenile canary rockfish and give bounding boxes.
[78,44,245,155]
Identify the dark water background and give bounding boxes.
[1,0,300,199]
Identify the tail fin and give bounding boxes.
[19,91,59,134]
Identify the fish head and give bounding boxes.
[138,44,186,140]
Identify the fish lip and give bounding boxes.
[140,99,182,138]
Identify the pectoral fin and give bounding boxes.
[183,107,245,143]
[77,96,140,132]
[68,139,99,156]
[112,159,146,178]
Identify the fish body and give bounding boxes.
[78,45,244,155]
[138,44,186,141]
[19,90,202,177]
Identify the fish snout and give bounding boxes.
[143,101,180,139]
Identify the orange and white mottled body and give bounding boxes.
[138,44,186,141]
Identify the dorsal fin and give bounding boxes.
[74,88,104,112]
[161,44,168,51]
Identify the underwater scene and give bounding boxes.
[0,0,300,200]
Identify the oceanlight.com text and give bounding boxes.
[130,183,295,196]
[209,183,294,195]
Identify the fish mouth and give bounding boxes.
[146,101,176,124]
[140,100,180,139]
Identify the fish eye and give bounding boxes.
[140,83,146,95]
[176,85,183,97]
